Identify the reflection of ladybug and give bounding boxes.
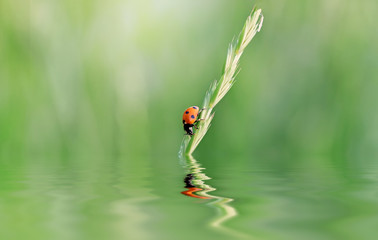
[181,187,210,199]
[182,106,200,135]
[181,174,211,199]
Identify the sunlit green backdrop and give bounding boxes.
[1,0,378,239]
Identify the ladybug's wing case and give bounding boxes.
[183,109,195,124]
[182,106,199,124]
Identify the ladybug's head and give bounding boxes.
[183,123,194,135]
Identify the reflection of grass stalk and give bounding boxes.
[182,7,263,156]
[181,154,252,239]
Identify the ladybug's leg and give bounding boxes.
[195,108,206,122]
[198,108,206,115]
[194,118,205,125]
[193,120,203,129]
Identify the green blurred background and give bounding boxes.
[1,0,378,240]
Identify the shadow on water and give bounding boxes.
[179,154,254,239]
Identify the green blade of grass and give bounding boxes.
[181,7,263,156]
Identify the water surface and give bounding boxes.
[1,154,378,240]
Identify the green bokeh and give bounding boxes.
[1,0,378,239]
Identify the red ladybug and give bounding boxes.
[182,106,201,135]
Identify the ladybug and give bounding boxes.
[182,106,202,135]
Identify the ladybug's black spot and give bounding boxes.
[191,115,195,119]
[185,111,189,114]
[193,106,197,109]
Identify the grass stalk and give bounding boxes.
[180,7,263,156]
